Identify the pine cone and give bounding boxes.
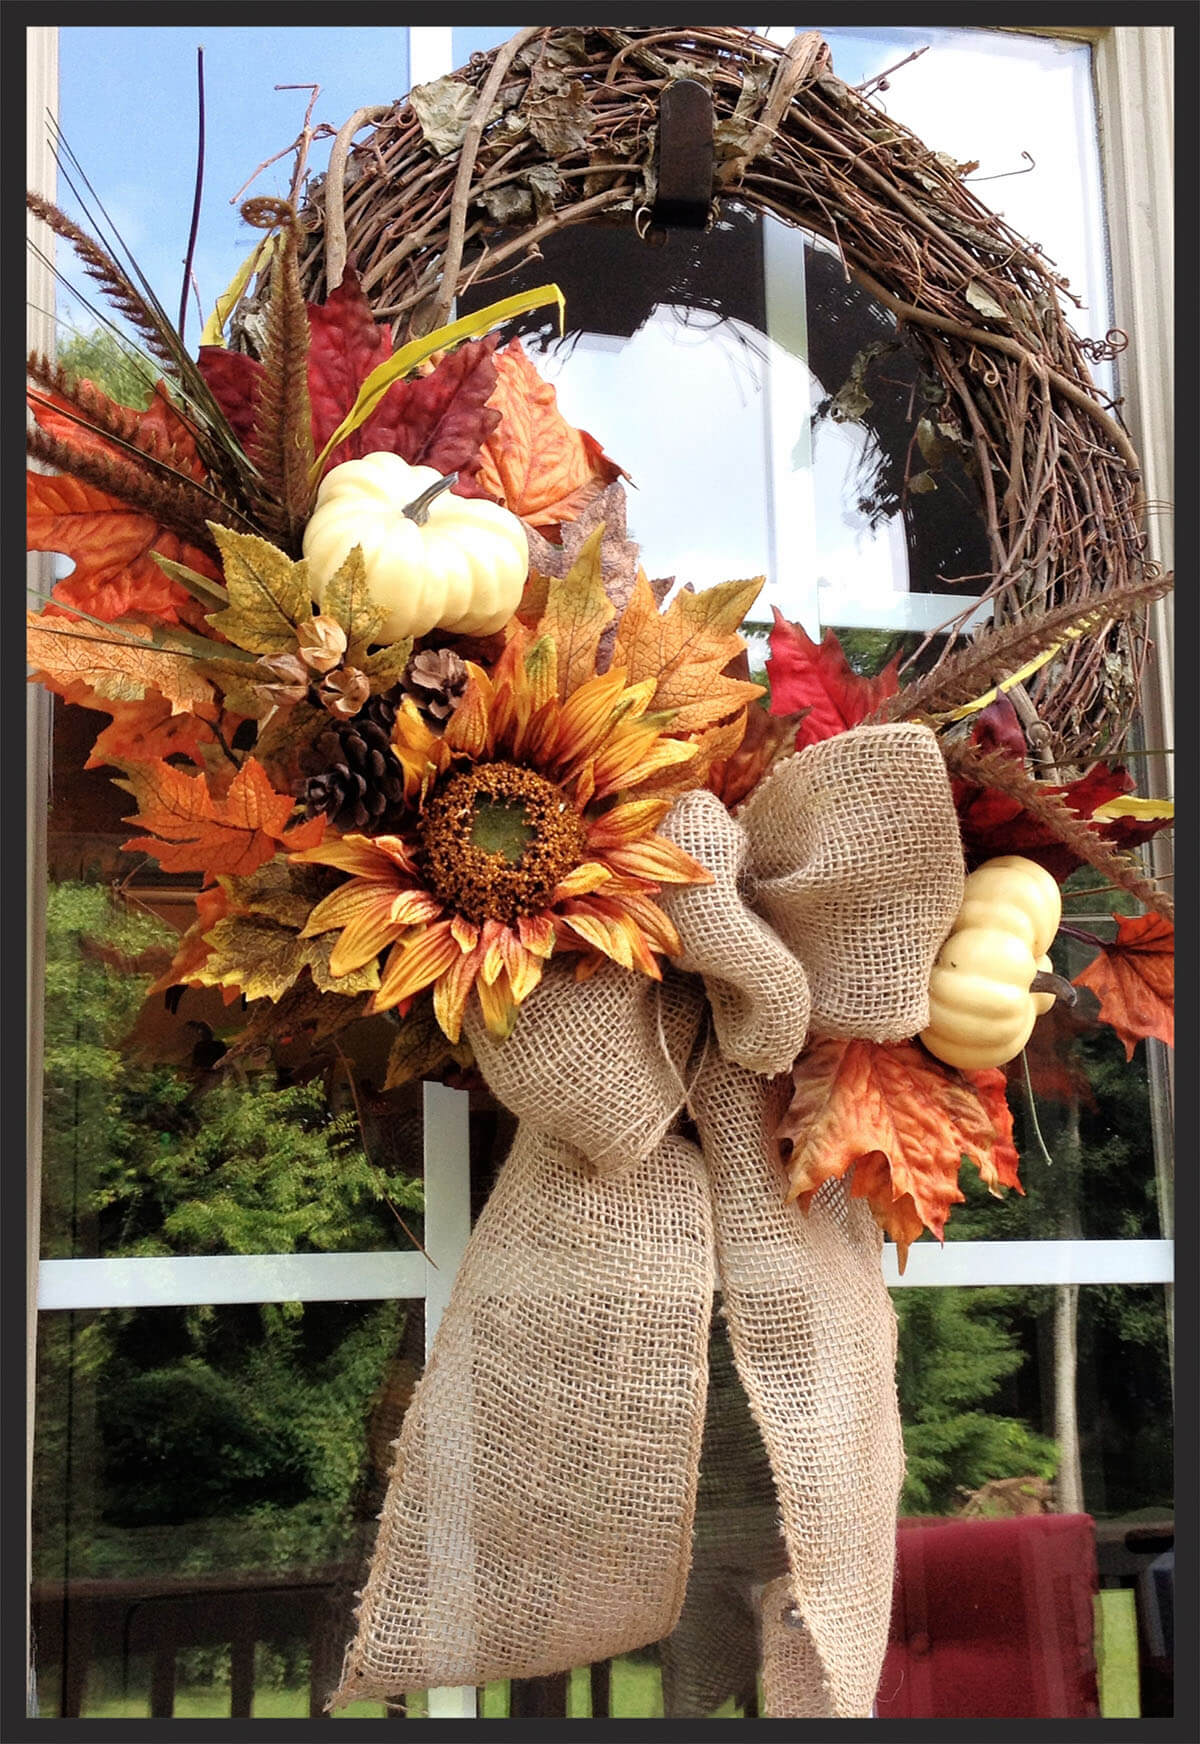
[302,697,406,833]
[401,647,469,723]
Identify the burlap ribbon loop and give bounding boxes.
[332,724,964,1717]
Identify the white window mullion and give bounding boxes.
[884,1238,1173,1290]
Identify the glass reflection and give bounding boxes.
[32,1300,419,1717]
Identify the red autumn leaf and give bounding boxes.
[304,267,393,463]
[360,337,502,486]
[1072,912,1174,1059]
[118,755,314,878]
[953,758,1173,879]
[778,1038,1021,1269]
[27,470,222,626]
[970,693,1028,761]
[199,266,502,486]
[473,338,627,538]
[197,345,264,446]
[766,610,902,748]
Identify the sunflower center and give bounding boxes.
[418,762,587,926]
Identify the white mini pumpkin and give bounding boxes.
[303,452,529,641]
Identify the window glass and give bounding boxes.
[32,1300,415,1717]
[460,209,774,593]
[53,27,411,332]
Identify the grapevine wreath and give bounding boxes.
[27,24,1173,1721]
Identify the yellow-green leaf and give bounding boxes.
[384,999,473,1089]
[304,933,382,995]
[191,913,310,1003]
[320,545,384,661]
[1092,795,1175,823]
[359,638,414,694]
[535,523,614,701]
[309,283,567,483]
[200,233,279,348]
[205,527,313,654]
[151,552,231,608]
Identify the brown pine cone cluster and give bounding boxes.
[302,695,406,833]
[400,647,468,722]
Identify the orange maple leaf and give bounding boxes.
[86,696,220,772]
[118,756,322,878]
[27,609,217,715]
[610,572,765,736]
[1073,912,1174,1059]
[473,339,626,538]
[778,1038,1021,1270]
[27,470,221,626]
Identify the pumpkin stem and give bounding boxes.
[1031,969,1077,1007]
[402,472,459,525]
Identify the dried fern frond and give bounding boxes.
[26,424,244,547]
[26,361,251,527]
[875,573,1174,728]
[27,193,180,373]
[240,198,314,548]
[942,739,1173,921]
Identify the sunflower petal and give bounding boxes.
[500,929,545,1004]
[550,667,630,772]
[444,666,495,757]
[475,966,519,1039]
[586,797,672,850]
[432,943,484,1043]
[292,833,415,877]
[594,735,699,799]
[604,836,713,885]
[480,918,507,986]
[390,887,446,926]
[518,912,556,958]
[301,877,402,938]
[370,919,461,1013]
[551,860,613,901]
[450,914,480,952]
[561,905,634,969]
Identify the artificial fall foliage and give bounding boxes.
[117,756,325,878]
[472,338,626,536]
[766,608,901,748]
[199,266,503,488]
[778,1038,1020,1269]
[1072,912,1174,1059]
[25,184,1174,1267]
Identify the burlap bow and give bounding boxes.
[332,724,965,1717]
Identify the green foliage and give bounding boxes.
[893,1286,1058,1514]
[57,326,158,409]
[37,880,423,1583]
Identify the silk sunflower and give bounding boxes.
[293,628,712,1042]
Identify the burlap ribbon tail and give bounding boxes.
[331,723,965,1718]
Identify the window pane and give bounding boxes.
[458,208,775,593]
[886,1282,1172,1718]
[818,27,1110,361]
[39,870,427,1263]
[32,1300,417,1718]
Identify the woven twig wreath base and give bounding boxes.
[289,25,1159,765]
